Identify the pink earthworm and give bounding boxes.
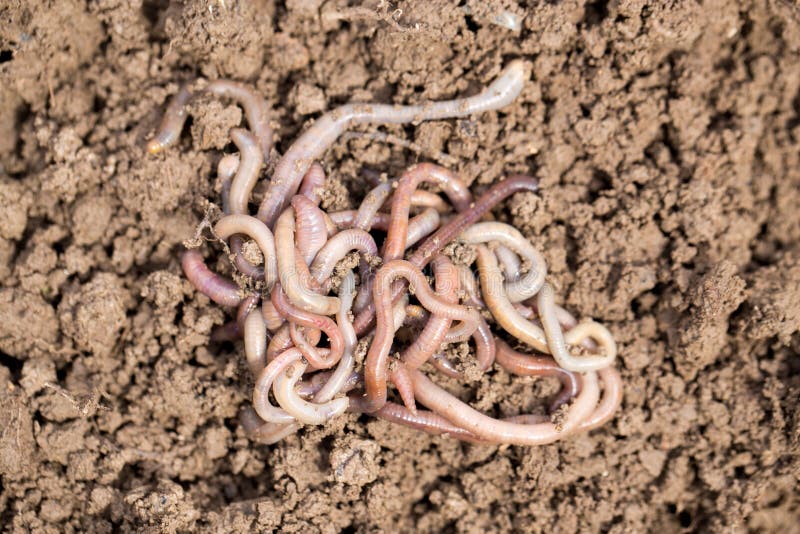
[180,249,242,307]
[147,86,192,154]
[383,163,472,262]
[329,210,391,231]
[271,285,344,369]
[460,222,547,301]
[410,368,599,446]
[256,60,528,227]
[495,339,579,412]
[204,79,273,158]
[354,181,393,231]
[272,359,349,425]
[348,399,487,444]
[353,175,540,335]
[266,323,320,362]
[289,322,327,368]
[430,353,463,379]
[409,189,451,213]
[214,214,278,289]
[291,195,330,265]
[211,293,260,343]
[239,406,300,445]
[274,208,340,315]
[298,162,327,205]
[360,258,480,412]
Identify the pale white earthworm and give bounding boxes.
[204,79,273,158]
[252,348,302,424]
[239,405,300,445]
[213,214,278,289]
[273,360,349,425]
[256,60,529,227]
[461,222,547,301]
[538,282,617,372]
[244,306,268,375]
[228,128,263,215]
[309,229,378,284]
[313,271,358,402]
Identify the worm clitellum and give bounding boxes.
[149,61,622,445]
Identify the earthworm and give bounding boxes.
[400,255,459,370]
[273,360,350,424]
[266,323,320,362]
[228,128,263,214]
[217,153,239,214]
[239,406,300,445]
[180,249,242,307]
[538,283,617,372]
[383,163,472,262]
[460,221,547,301]
[147,86,192,154]
[313,271,358,402]
[298,162,326,205]
[410,368,599,445]
[204,79,273,158]
[354,181,393,231]
[476,244,549,352]
[289,322,327,368]
[214,214,278,288]
[309,228,378,284]
[261,300,285,331]
[361,258,480,412]
[274,208,340,315]
[580,366,623,431]
[244,306,268,375]
[211,294,259,342]
[406,208,441,248]
[409,190,451,213]
[256,60,528,227]
[271,285,344,369]
[252,348,303,424]
[329,210,391,231]
[494,244,522,281]
[355,400,487,444]
[291,195,330,265]
[430,352,463,379]
[456,265,485,307]
[495,339,579,412]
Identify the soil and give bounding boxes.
[1,1,799,532]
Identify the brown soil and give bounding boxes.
[1,1,799,532]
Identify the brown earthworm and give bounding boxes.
[271,285,344,369]
[495,339,579,412]
[361,258,480,412]
[273,359,349,424]
[214,214,278,289]
[538,283,617,372]
[147,86,192,154]
[410,368,599,445]
[274,208,340,315]
[298,162,326,205]
[180,249,242,307]
[256,60,528,227]
[291,195,330,265]
[204,79,273,158]
[460,222,547,301]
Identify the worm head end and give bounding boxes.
[146,139,164,155]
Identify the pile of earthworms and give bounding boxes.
[148,61,622,445]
